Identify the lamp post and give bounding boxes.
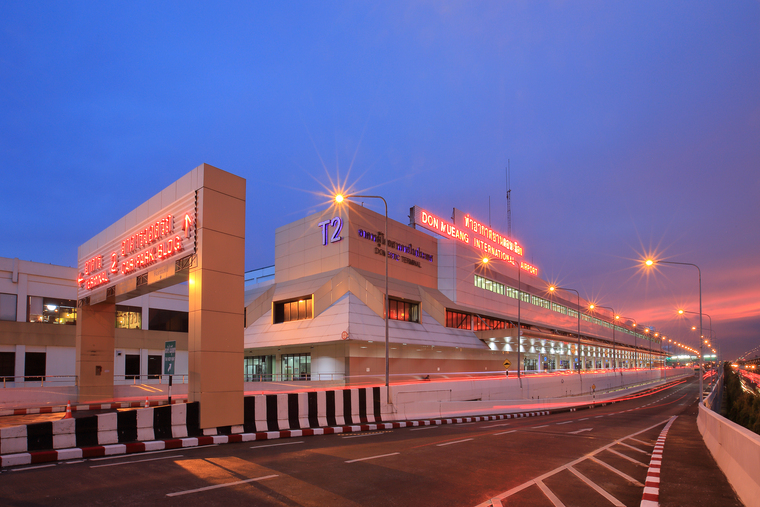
[680,308,714,372]
[335,194,390,404]
[590,304,616,371]
[645,258,704,401]
[616,315,637,368]
[548,285,582,375]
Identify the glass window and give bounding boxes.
[0,294,17,321]
[148,355,161,379]
[281,353,311,381]
[125,354,140,379]
[446,310,471,330]
[245,355,274,382]
[274,297,313,323]
[474,316,509,331]
[148,308,188,332]
[388,299,419,323]
[0,352,15,380]
[24,352,46,381]
[27,297,76,324]
[116,305,142,329]
[474,275,505,296]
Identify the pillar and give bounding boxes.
[76,301,116,402]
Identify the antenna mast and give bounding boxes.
[506,160,512,237]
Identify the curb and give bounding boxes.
[640,415,677,507]
[0,411,551,468]
[0,399,184,418]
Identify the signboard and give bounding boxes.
[164,340,176,375]
[503,359,512,368]
[410,205,538,275]
[77,191,197,299]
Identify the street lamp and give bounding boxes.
[335,193,390,404]
[549,285,582,375]
[616,315,638,368]
[645,258,704,401]
[590,304,616,371]
[482,256,523,381]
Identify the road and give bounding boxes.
[0,376,741,506]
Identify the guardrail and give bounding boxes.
[0,375,78,388]
[698,367,760,507]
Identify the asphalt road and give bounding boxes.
[0,377,741,506]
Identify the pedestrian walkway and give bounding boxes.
[658,397,742,506]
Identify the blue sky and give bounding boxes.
[1,1,758,359]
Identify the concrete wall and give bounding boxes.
[698,382,760,507]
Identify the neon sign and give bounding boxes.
[411,205,538,275]
[78,203,196,295]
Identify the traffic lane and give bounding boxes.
[0,380,695,506]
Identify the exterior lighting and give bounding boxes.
[548,284,582,376]
[335,192,390,403]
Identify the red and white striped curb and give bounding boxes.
[0,399,186,418]
[0,411,550,467]
[640,415,677,507]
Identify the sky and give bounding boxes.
[1,1,758,360]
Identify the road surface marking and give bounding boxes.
[535,479,565,507]
[482,423,510,428]
[456,422,477,426]
[568,466,625,506]
[629,437,654,446]
[166,474,278,496]
[342,432,388,439]
[595,415,604,418]
[345,452,400,463]
[532,425,549,429]
[437,438,474,447]
[589,456,643,486]
[494,430,516,436]
[556,421,573,425]
[251,441,304,449]
[89,448,183,461]
[618,441,651,455]
[568,428,592,434]
[607,447,648,466]
[410,426,439,431]
[10,464,56,472]
[475,417,674,507]
[578,418,589,421]
[91,455,183,468]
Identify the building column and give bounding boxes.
[187,166,246,429]
[76,301,116,402]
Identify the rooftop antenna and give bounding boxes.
[489,196,491,228]
[506,160,512,237]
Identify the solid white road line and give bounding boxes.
[89,448,183,461]
[437,438,474,447]
[567,466,625,507]
[166,474,278,496]
[342,433,385,439]
[345,452,400,463]
[250,441,304,449]
[532,425,549,429]
[482,423,510,428]
[10,464,57,472]
[589,456,643,486]
[535,478,565,507]
[91,455,183,468]
[410,426,439,431]
[494,430,516,436]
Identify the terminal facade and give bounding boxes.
[0,172,665,388]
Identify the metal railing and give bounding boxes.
[1,375,78,387]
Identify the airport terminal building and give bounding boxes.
[0,193,664,386]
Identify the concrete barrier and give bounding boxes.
[698,386,760,507]
[1,372,687,460]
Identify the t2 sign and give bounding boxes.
[318,216,343,246]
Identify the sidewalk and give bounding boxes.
[660,396,743,506]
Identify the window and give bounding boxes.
[148,308,188,332]
[116,305,142,329]
[506,287,519,299]
[274,297,313,324]
[0,294,17,321]
[27,297,76,324]
[24,352,46,381]
[0,352,14,381]
[245,355,274,382]
[148,355,161,380]
[388,299,419,323]
[446,310,471,330]
[474,316,509,331]
[474,275,505,295]
[281,353,310,381]
[125,354,140,379]
[524,358,538,371]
